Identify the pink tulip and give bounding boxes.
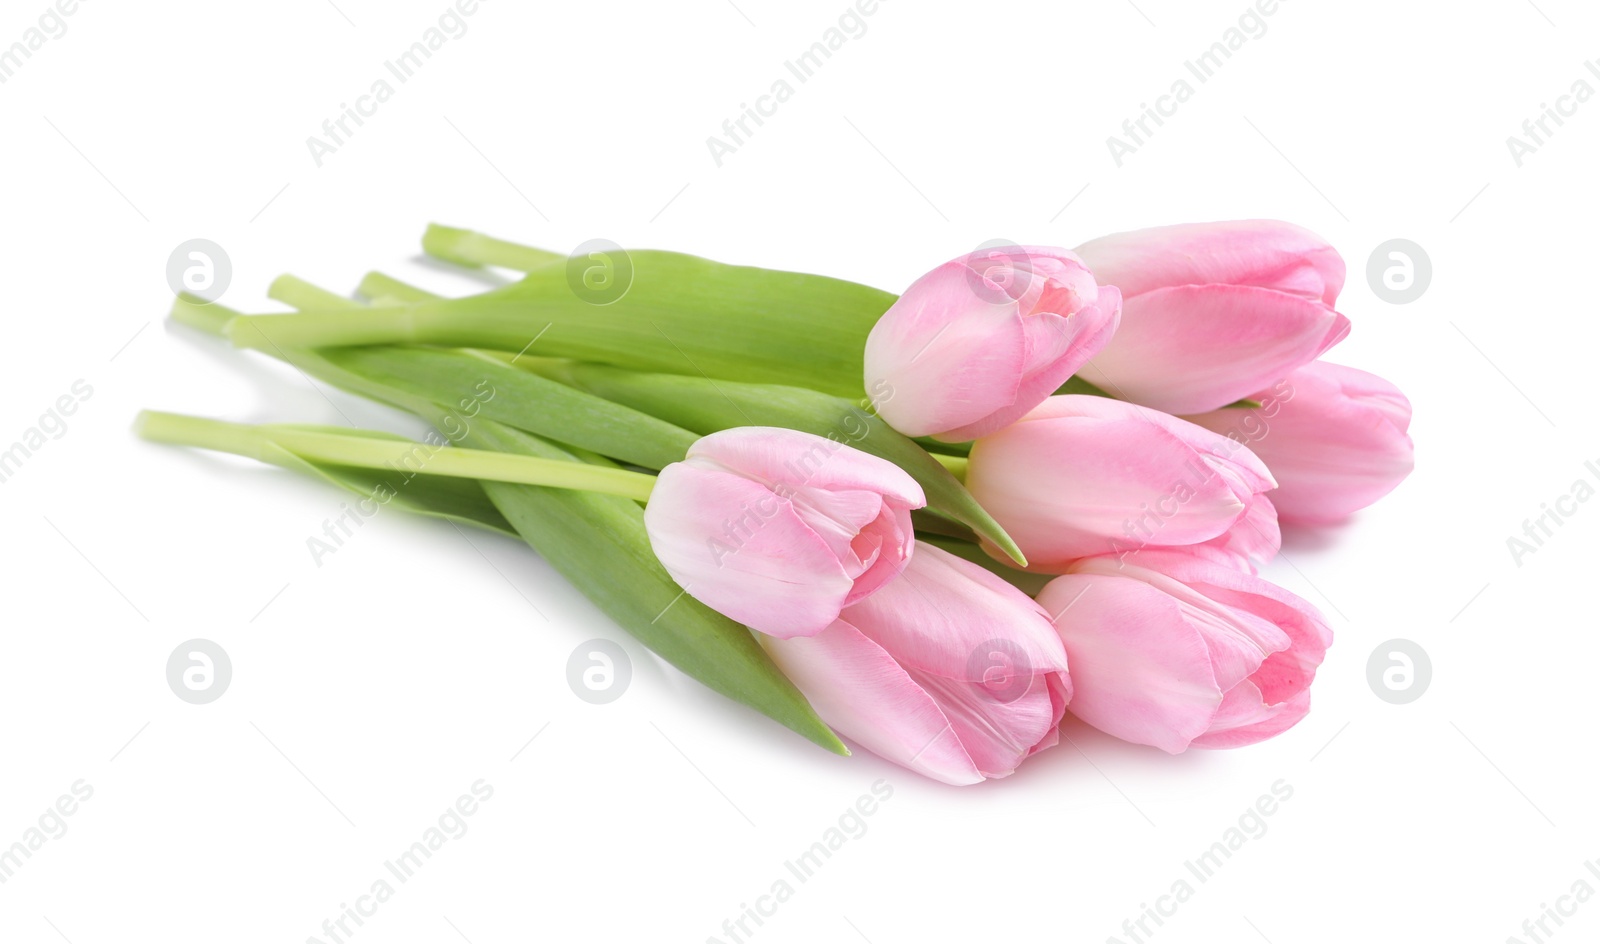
[1038,549,1332,753]
[1073,220,1351,414]
[643,427,925,639]
[964,396,1276,571]
[864,244,1121,441]
[761,542,1071,785]
[1184,361,1415,523]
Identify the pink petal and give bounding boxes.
[864,262,1029,437]
[841,542,1070,679]
[1107,549,1332,706]
[1191,495,1282,571]
[965,397,1269,567]
[937,285,1123,442]
[1080,284,1350,414]
[644,462,854,638]
[1191,684,1312,749]
[688,427,926,512]
[905,668,1065,779]
[761,621,984,785]
[1075,220,1345,306]
[1038,573,1223,754]
[1187,361,1414,523]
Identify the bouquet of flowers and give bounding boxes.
[141,220,1413,785]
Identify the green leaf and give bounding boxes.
[536,363,1028,566]
[228,250,895,400]
[314,346,698,470]
[242,281,700,470]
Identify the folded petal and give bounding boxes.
[1190,685,1311,750]
[907,668,1066,778]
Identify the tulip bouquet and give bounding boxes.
[141,220,1413,785]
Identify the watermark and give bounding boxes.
[1204,378,1296,462]
[306,0,489,167]
[566,639,631,704]
[1108,779,1294,943]
[1366,638,1430,705]
[0,379,93,487]
[707,780,894,944]
[307,380,496,566]
[166,639,232,705]
[1506,61,1600,168]
[306,780,494,944]
[306,486,399,567]
[1506,460,1600,567]
[1106,458,1220,560]
[706,0,888,167]
[165,239,232,303]
[1107,0,1287,167]
[566,239,633,305]
[0,780,94,886]
[965,638,1034,703]
[1506,860,1600,944]
[0,0,84,86]
[961,239,1038,305]
[1366,239,1431,304]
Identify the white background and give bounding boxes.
[1,0,1595,941]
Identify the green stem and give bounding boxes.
[227,305,431,350]
[171,293,235,335]
[930,452,969,481]
[137,411,658,501]
[423,223,565,271]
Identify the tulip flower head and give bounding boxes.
[1185,361,1414,523]
[1074,220,1351,414]
[1039,549,1332,753]
[864,243,1121,441]
[643,427,926,639]
[965,396,1276,570]
[761,542,1072,785]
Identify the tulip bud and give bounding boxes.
[1039,549,1332,753]
[964,396,1276,570]
[1184,361,1414,523]
[864,244,1121,441]
[643,427,925,639]
[761,542,1071,785]
[1073,220,1351,414]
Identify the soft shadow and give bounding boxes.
[1279,517,1356,555]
